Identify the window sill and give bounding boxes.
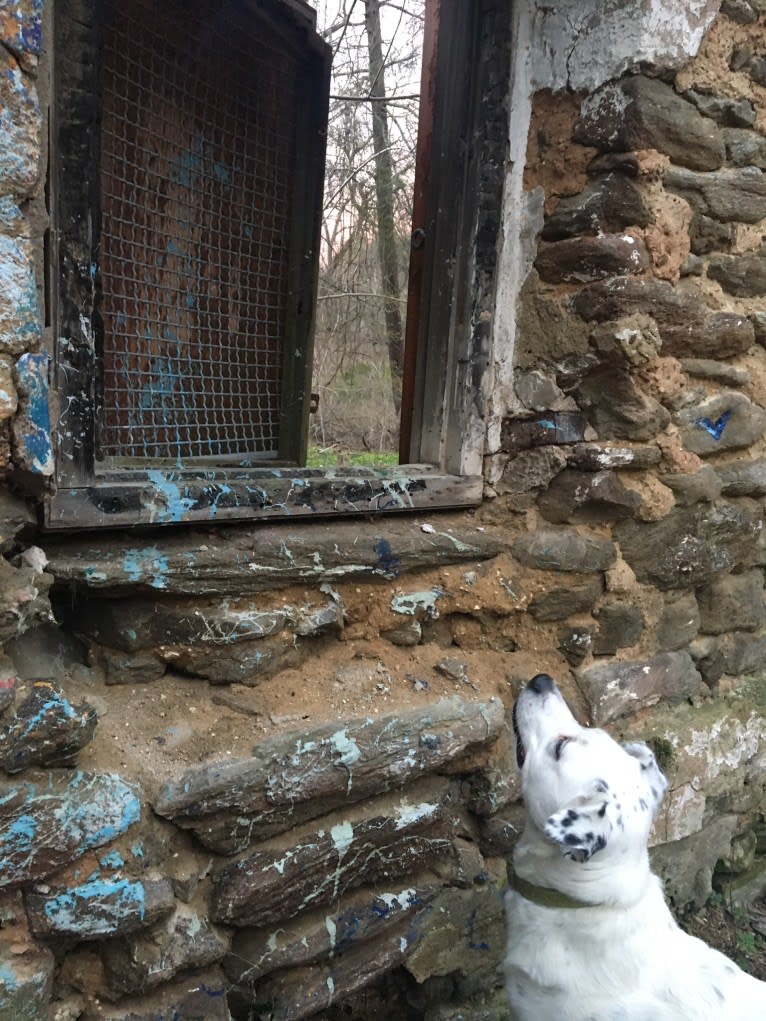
[44,464,483,530]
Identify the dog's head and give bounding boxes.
[512,674,668,864]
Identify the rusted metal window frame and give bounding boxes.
[45,0,490,530]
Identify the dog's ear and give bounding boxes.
[622,740,668,809]
[544,788,612,863]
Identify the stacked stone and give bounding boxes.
[500,0,766,915]
[0,672,512,1020]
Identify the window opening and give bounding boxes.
[46,0,491,528]
[99,0,298,464]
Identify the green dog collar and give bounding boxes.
[509,871,595,910]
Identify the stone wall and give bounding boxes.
[1,1,766,1019]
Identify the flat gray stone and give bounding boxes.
[753,311,766,345]
[723,127,766,169]
[685,90,755,127]
[571,277,754,359]
[80,969,232,1021]
[535,234,649,284]
[0,893,54,1020]
[614,502,762,589]
[680,359,749,386]
[103,908,229,995]
[665,165,766,223]
[45,519,511,597]
[558,626,594,667]
[678,392,766,455]
[542,174,652,241]
[722,632,766,676]
[659,466,722,506]
[575,370,670,441]
[689,212,734,254]
[697,570,766,635]
[708,252,766,296]
[500,411,588,452]
[592,601,644,656]
[224,880,439,985]
[210,781,453,927]
[497,447,569,495]
[567,443,662,471]
[658,593,700,652]
[512,529,616,572]
[717,458,766,497]
[589,314,662,369]
[578,652,701,724]
[538,469,642,523]
[528,576,603,622]
[574,76,725,171]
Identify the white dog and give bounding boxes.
[504,673,766,1021]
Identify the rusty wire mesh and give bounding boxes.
[98,0,300,463]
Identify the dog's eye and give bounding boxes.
[553,736,571,760]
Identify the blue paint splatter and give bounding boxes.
[100,850,124,869]
[0,962,19,990]
[41,877,146,932]
[122,547,170,588]
[14,351,52,474]
[696,410,733,440]
[373,538,401,577]
[146,471,196,523]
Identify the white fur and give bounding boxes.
[504,675,766,1021]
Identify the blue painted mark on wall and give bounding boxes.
[100,849,124,869]
[122,546,171,587]
[0,0,44,55]
[0,962,18,991]
[14,351,52,474]
[146,471,197,523]
[696,409,733,441]
[0,771,140,887]
[373,538,401,577]
[40,877,146,936]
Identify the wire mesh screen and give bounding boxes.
[98,0,301,463]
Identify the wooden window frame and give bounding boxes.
[44,0,495,530]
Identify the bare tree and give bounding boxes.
[312,0,423,460]
[364,0,404,414]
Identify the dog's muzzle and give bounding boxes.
[512,674,556,769]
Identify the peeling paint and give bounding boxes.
[39,877,145,936]
[391,587,444,618]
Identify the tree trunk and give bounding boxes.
[364,0,404,415]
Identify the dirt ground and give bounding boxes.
[683,898,766,981]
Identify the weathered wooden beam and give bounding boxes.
[44,514,510,597]
[44,468,483,530]
[154,697,504,853]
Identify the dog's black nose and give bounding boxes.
[528,673,555,695]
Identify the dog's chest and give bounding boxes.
[504,889,766,1021]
